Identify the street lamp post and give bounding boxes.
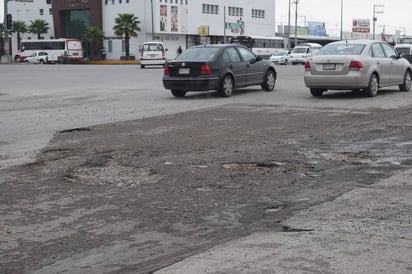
[1,0,12,63]
[287,0,291,49]
[340,0,343,40]
[294,0,299,47]
[372,4,384,40]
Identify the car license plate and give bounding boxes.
[179,68,190,74]
[323,64,336,70]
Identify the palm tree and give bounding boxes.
[113,13,141,60]
[28,19,49,39]
[0,23,4,56]
[11,21,27,50]
[83,26,104,60]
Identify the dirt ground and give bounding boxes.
[1,104,412,273]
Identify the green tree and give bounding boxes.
[11,21,27,50]
[28,19,49,39]
[113,13,141,60]
[0,23,4,56]
[83,26,104,59]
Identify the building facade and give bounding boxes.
[8,0,277,60]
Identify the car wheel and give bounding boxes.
[141,64,145,69]
[24,60,29,63]
[171,90,186,97]
[261,69,276,91]
[284,60,288,65]
[39,60,45,64]
[365,73,379,97]
[310,88,324,97]
[218,75,234,97]
[399,70,411,92]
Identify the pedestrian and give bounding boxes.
[177,46,183,57]
[101,47,106,60]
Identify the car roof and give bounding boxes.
[328,40,385,45]
[191,44,247,49]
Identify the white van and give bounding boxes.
[289,43,322,65]
[395,44,412,64]
[139,42,168,68]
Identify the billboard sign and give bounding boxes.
[308,21,326,36]
[352,19,370,33]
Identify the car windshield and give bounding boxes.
[292,47,307,53]
[143,44,163,51]
[273,51,287,56]
[177,47,219,61]
[318,43,365,55]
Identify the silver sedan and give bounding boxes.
[304,40,412,97]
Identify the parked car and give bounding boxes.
[269,50,290,65]
[162,44,277,97]
[304,40,412,97]
[24,51,61,64]
[24,51,49,64]
[139,41,167,68]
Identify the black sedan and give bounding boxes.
[162,44,277,97]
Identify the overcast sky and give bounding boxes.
[276,0,412,36]
[1,0,412,36]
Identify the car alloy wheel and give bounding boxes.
[219,75,234,97]
[365,74,379,97]
[262,69,276,91]
[399,70,411,92]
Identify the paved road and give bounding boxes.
[1,63,412,273]
[1,64,411,169]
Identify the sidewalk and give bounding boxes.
[156,168,412,273]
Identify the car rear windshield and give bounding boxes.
[177,47,219,61]
[318,44,365,55]
[292,47,307,53]
[142,43,164,51]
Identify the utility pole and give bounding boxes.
[287,0,291,49]
[372,4,384,40]
[294,0,299,47]
[340,0,343,40]
[1,0,12,63]
[224,6,226,43]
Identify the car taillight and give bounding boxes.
[304,61,311,70]
[140,50,144,58]
[200,64,211,75]
[162,49,165,57]
[349,60,363,71]
[163,66,169,75]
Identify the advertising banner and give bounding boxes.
[352,19,370,33]
[308,21,326,36]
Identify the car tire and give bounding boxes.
[218,74,234,97]
[40,60,45,64]
[24,60,29,63]
[399,70,411,92]
[310,88,324,97]
[284,60,288,65]
[171,90,186,97]
[261,69,276,91]
[365,73,379,97]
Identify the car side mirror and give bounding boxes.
[256,55,262,61]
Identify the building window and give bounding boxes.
[252,9,265,19]
[105,0,108,4]
[49,8,52,15]
[108,40,113,53]
[40,9,44,15]
[202,4,219,15]
[46,0,52,4]
[119,0,122,3]
[228,6,243,17]
[126,0,129,2]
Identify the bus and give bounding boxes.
[230,35,287,58]
[15,38,84,63]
